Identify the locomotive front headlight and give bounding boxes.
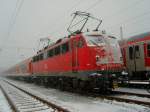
[121,71,128,75]
[96,55,100,61]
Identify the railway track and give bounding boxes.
[97,90,150,106]
[99,94,150,106]
[1,78,150,112]
[0,79,70,112]
[113,90,150,98]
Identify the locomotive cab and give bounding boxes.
[83,32,123,72]
[71,31,123,90]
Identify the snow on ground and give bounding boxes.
[3,78,150,112]
[0,89,12,112]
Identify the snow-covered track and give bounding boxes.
[0,79,70,112]
[113,90,150,98]
[99,93,150,106]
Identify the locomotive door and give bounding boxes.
[126,43,144,74]
[72,38,78,72]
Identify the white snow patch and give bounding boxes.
[0,89,12,112]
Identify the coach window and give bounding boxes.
[135,45,140,59]
[147,44,150,57]
[62,42,69,54]
[129,46,133,60]
[48,49,54,57]
[55,46,60,55]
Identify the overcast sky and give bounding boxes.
[0,0,150,71]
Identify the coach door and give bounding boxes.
[126,43,145,73]
[72,38,78,72]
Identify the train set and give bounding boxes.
[5,11,150,93]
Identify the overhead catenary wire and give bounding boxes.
[43,0,88,37]
[103,0,149,35]
[104,0,143,21]
[83,0,148,38]
[6,0,20,38]
[106,10,150,32]
[85,0,104,11]
[0,0,25,56]
[6,0,24,39]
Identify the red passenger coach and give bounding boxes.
[121,32,150,80]
[7,58,32,75]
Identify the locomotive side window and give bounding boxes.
[62,42,69,54]
[135,45,140,59]
[78,38,84,48]
[147,44,150,57]
[48,49,54,57]
[32,56,35,62]
[35,55,39,62]
[55,46,61,55]
[39,53,43,60]
[129,47,133,59]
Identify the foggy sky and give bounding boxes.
[0,0,150,71]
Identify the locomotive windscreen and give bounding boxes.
[85,35,105,46]
[85,34,122,64]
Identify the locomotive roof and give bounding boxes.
[127,31,150,42]
[83,31,116,39]
[36,31,116,55]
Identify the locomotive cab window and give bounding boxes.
[135,45,140,59]
[85,35,105,46]
[147,43,150,57]
[62,42,69,54]
[129,46,133,60]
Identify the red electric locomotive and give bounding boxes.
[6,11,123,92]
[121,32,150,80]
